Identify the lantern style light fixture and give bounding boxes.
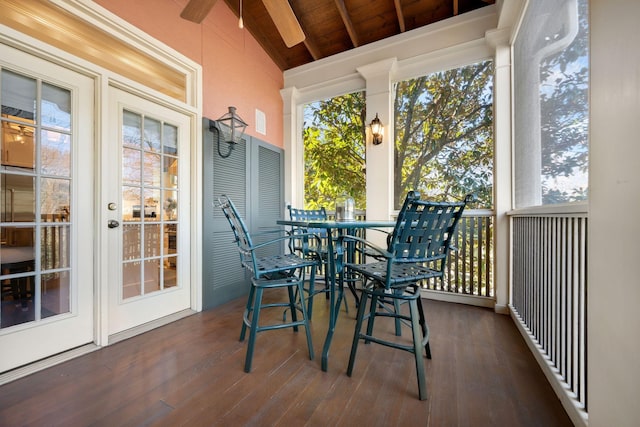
[370,113,383,145]
[211,106,248,158]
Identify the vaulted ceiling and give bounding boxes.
[220,0,495,70]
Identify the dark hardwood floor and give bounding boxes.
[0,292,573,426]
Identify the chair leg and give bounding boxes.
[287,285,299,332]
[240,284,256,342]
[409,298,428,400]
[393,298,402,336]
[416,297,432,359]
[364,293,378,344]
[296,279,315,361]
[347,290,369,376]
[244,286,264,373]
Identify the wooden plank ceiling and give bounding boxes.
[222,0,495,70]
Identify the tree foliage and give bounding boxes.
[303,92,366,210]
[393,61,494,209]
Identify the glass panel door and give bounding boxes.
[0,44,94,373]
[107,87,190,336]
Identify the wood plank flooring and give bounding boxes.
[0,293,573,426]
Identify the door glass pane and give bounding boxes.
[1,71,74,330]
[144,118,161,152]
[122,110,141,148]
[41,83,70,131]
[41,271,70,318]
[123,224,140,261]
[41,178,70,222]
[123,261,141,298]
[41,225,69,270]
[1,174,35,222]
[120,111,181,300]
[41,131,71,177]
[144,224,160,257]
[143,259,160,294]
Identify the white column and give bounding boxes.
[486,28,512,314]
[589,0,640,425]
[357,58,397,226]
[280,86,302,209]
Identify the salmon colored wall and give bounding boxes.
[94,0,284,148]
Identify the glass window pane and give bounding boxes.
[164,224,177,255]
[143,118,161,152]
[41,131,71,177]
[163,191,177,221]
[163,123,177,155]
[123,224,141,261]
[41,178,70,222]
[41,271,70,318]
[143,259,160,294]
[143,152,161,187]
[123,261,141,299]
[164,257,177,289]
[122,147,141,185]
[144,224,160,258]
[2,124,35,170]
[122,186,141,222]
[143,188,160,221]
[164,157,178,189]
[1,174,35,222]
[1,70,36,123]
[122,110,141,148]
[41,225,70,270]
[41,83,71,131]
[1,275,35,327]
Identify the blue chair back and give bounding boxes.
[387,191,466,273]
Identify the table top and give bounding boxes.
[1,246,35,265]
[277,219,395,229]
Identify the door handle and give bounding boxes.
[108,220,120,229]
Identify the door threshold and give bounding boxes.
[0,343,100,386]
[108,308,195,345]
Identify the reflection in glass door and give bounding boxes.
[1,70,73,328]
[121,111,178,300]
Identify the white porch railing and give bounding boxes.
[510,210,588,426]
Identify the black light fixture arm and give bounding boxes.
[210,119,235,159]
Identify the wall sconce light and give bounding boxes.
[370,113,383,145]
[210,106,248,158]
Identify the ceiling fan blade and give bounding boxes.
[262,0,305,48]
[180,0,218,23]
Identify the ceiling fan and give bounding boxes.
[180,0,305,48]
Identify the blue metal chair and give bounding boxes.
[338,191,467,400]
[286,205,333,315]
[217,195,317,372]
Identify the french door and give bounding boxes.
[106,87,191,336]
[0,44,94,372]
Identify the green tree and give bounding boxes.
[393,61,494,209]
[303,92,366,210]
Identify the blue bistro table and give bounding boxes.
[277,218,395,371]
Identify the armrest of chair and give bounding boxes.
[335,234,392,273]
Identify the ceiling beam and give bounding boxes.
[303,38,322,61]
[393,0,406,33]
[333,0,359,48]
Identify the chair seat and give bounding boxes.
[347,260,442,290]
[249,253,317,276]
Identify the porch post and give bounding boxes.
[357,58,397,239]
[280,86,302,209]
[486,28,512,314]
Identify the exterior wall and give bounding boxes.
[95,0,284,148]
[588,0,640,425]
